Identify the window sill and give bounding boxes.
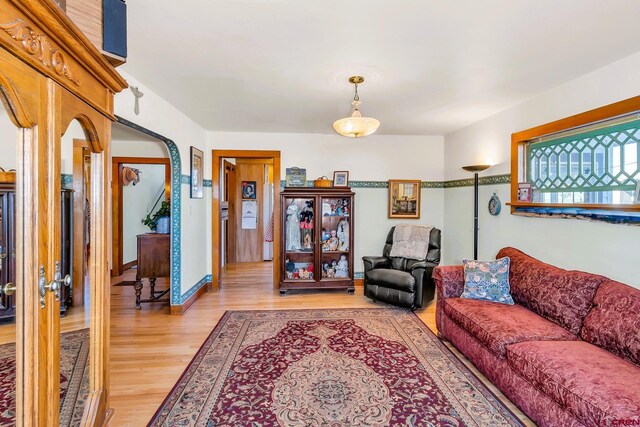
[507,202,640,212]
[507,203,640,225]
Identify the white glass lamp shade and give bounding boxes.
[333,108,380,138]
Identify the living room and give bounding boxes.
[1,0,639,425]
[119,2,640,425]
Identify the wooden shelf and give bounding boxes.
[507,202,640,212]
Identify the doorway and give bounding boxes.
[110,119,175,313]
[111,156,171,276]
[212,150,281,290]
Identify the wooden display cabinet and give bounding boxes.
[0,176,73,319]
[280,187,355,295]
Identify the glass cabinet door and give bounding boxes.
[284,197,315,281]
[320,196,351,280]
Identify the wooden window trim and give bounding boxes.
[509,95,640,213]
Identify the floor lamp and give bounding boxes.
[462,164,491,260]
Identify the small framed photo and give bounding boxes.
[517,182,532,202]
[190,146,204,199]
[388,179,421,219]
[333,171,349,187]
[242,181,257,199]
[634,180,640,204]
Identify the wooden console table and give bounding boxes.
[134,233,170,309]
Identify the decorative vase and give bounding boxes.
[156,216,170,234]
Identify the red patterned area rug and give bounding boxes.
[0,328,89,427]
[150,309,523,426]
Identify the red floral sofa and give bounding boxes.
[433,247,640,427]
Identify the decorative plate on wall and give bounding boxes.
[488,192,501,216]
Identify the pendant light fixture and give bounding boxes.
[333,76,380,138]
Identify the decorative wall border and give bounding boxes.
[443,174,511,188]
[181,174,212,187]
[277,175,510,190]
[115,116,183,305]
[61,173,73,188]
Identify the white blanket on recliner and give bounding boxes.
[389,224,433,260]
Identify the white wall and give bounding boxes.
[443,51,640,288]
[114,69,210,296]
[0,112,83,174]
[1,115,83,174]
[60,120,86,175]
[122,164,167,263]
[208,132,445,273]
[112,138,168,158]
[0,109,16,171]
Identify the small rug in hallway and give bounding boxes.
[0,328,90,427]
[150,309,523,426]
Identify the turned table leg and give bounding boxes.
[149,277,156,299]
[134,279,143,309]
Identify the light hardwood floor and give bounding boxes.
[0,261,534,426]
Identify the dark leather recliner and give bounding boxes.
[362,227,441,310]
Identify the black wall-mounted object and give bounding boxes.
[103,0,127,59]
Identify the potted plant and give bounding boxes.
[142,200,170,233]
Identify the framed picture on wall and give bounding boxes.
[634,180,640,204]
[242,180,257,199]
[388,179,421,219]
[333,171,349,187]
[190,146,204,199]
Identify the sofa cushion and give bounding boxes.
[461,257,514,304]
[497,247,607,335]
[581,280,640,366]
[507,340,640,426]
[366,269,415,292]
[444,298,577,357]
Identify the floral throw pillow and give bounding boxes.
[461,257,514,304]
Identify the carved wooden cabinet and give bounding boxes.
[134,233,170,309]
[280,187,355,295]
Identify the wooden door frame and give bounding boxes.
[223,160,236,267]
[111,157,171,277]
[211,150,281,290]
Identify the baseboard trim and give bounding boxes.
[122,260,137,271]
[354,278,363,287]
[170,283,209,315]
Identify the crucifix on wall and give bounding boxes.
[130,86,144,115]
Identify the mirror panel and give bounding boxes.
[0,92,18,424]
[59,119,91,426]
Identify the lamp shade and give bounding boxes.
[333,109,380,138]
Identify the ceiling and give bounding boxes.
[123,0,640,135]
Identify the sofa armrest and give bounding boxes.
[362,256,390,273]
[433,265,465,299]
[433,265,464,338]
